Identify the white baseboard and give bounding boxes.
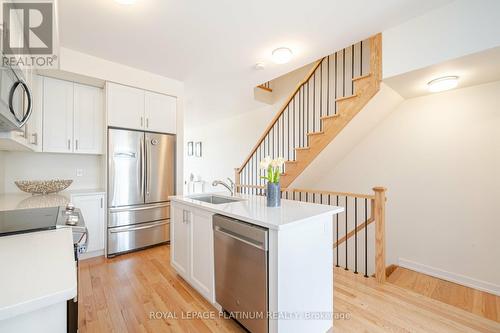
[79,250,104,260]
[398,258,500,296]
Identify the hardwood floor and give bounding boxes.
[387,266,500,323]
[79,246,500,332]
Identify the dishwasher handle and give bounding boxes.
[214,226,267,251]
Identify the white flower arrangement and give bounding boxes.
[259,156,286,184]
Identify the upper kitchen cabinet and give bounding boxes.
[74,84,103,154]
[106,82,145,130]
[107,82,177,134]
[144,91,176,134]
[42,77,104,154]
[42,77,74,153]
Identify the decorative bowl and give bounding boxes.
[14,179,73,195]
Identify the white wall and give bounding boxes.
[296,81,500,294]
[184,63,313,192]
[383,0,500,79]
[1,152,103,193]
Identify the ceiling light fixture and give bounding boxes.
[427,76,459,93]
[272,47,293,64]
[114,0,136,5]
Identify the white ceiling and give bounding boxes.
[384,46,500,99]
[58,0,453,122]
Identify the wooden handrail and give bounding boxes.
[333,217,375,248]
[287,188,375,200]
[237,58,325,172]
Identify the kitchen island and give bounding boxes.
[170,193,343,333]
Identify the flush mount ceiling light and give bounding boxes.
[272,47,293,64]
[427,76,459,93]
[115,0,136,4]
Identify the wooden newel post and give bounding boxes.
[234,168,240,194]
[373,186,387,283]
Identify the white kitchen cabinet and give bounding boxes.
[74,84,103,154]
[107,82,177,134]
[106,82,145,130]
[71,193,106,255]
[144,91,177,134]
[42,77,104,154]
[170,203,215,303]
[25,75,43,151]
[42,77,74,153]
[171,205,190,278]
[188,209,214,301]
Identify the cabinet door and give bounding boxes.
[144,91,176,134]
[25,75,43,151]
[107,82,145,130]
[71,194,105,253]
[189,209,215,302]
[42,77,74,153]
[74,84,103,154]
[171,205,190,278]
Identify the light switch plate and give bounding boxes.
[76,168,84,177]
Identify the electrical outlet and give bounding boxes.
[76,168,84,177]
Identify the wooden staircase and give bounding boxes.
[236,34,382,189]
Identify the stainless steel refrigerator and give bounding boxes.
[107,128,175,257]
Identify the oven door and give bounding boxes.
[0,57,33,131]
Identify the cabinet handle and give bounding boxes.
[75,139,79,151]
[140,116,143,127]
[100,197,103,208]
[67,139,71,150]
[146,118,149,128]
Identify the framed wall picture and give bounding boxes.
[187,141,194,156]
[195,142,202,157]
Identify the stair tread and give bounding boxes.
[307,131,324,136]
[352,73,371,81]
[321,114,340,120]
[336,94,357,102]
[295,146,310,151]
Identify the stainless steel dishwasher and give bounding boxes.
[213,214,269,333]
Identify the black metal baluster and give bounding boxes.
[336,195,339,267]
[327,55,330,116]
[360,40,363,76]
[313,72,315,132]
[320,60,322,126]
[342,49,346,97]
[334,52,338,114]
[286,103,290,161]
[351,45,355,94]
[345,196,348,270]
[293,97,296,158]
[364,198,368,278]
[281,108,285,158]
[304,81,309,143]
[354,197,358,274]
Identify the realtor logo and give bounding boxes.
[1,1,57,68]
[3,2,53,55]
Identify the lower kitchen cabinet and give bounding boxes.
[170,203,215,303]
[71,192,106,257]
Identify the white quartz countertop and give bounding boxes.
[0,189,105,211]
[0,228,77,321]
[170,193,344,230]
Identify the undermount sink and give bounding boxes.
[191,195,242,205]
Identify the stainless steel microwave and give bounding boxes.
[0,53,33,131]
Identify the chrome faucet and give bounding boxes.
[212,178,235,196]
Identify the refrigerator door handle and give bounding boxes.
[140,134,145,200]
[146,136,152,197]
